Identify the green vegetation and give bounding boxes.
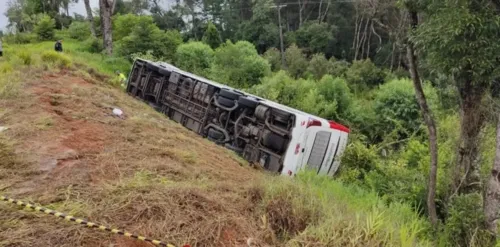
[2,0,500,245]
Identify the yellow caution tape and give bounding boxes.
[0,195,179,247]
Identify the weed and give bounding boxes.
[0,63,13,74]
[41,51,72,68]
[34,115,54,130]
[0,72,21,98]
[16,51,32,66]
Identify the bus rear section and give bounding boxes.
[282,117,349,177]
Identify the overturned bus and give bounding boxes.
[126,59,349,177]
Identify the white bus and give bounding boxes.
[126,59,349,177]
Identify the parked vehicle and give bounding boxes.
[126,59,349,176]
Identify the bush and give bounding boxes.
[68,21,91,41]
[295,21,335,55]
[4,33,37,44]
[328,58,350,77]
[117,16,182,61]
[16,51,32,66]
[337,140,379,183]
[317,75,352,119]
[34,15,56,41]
[307,53,329,80]
[373,79,437,140]
[202,22,221,49]
[211,40,270,88]
[263,47,282,72]
[82,37,103,53]
[175,42,214,77]
[285,44,308,79]
[345,59,385,90]
[442,193,492,246]
[41,51,72,68]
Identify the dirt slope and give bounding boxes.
[0,68,266,247]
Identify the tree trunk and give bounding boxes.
[84,0,96,37]
[99,0,115,55]
[485,113,500,235]
[406,10,439,228]
[453,77,485,194]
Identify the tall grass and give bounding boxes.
[259,171,432,246]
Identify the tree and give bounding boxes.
[211,40,271,88]
[202,22,221,49]
[99,0,116,55]
[285,44,308,79]
[414,0,500,195]
[34,14,55,41]
[84,0,96,36]
[485,113,500,235]
[263,47,282,72]
[405,4,439,227]
[295,21,336,55]
[175,42,215,76]
[307,53,329,80]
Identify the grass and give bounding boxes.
[0,39,435,246]
[255,172,432,246]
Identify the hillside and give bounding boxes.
[0,43,431,247]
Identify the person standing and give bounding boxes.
[54,40,63,52]
[0,39,3,57]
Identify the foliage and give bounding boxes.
[328,58,350,77]
[68,21,90,41]
[34,15,56,41]
[263,47,282,72]
[295,21,335,55]
[3,33,37,44]
[211,40,270,88]
[345,59,385,90]
[82,37,103,53]
[307,53,329,80]
[113,14,153,41]
[285,44,308,79]
[442,193,492,246]
[414,1,500,85]
[41,50,72,68]
[117,15,182,61]
[175,42,214,77]
[202,22,221,49]
[317,75,352,118]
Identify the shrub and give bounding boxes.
[16,51,32,66]
[34,15,56,41]
[295,21,335,55]
[68,21,91,40]
[202,21,221,49]
[211,40,270,88]
[263,47,282,72]
[337,140,379,183]
[307,53,329,80]
[328,58,350,77]
[443,193,492,246]
[285,44,308,79]
[373,79,437,140]
[4,33,37,44]
[117,16,182,61]
[345,59,385,90]
[41,51,72,68]
[175,42,214,77]
[82,37,103,53]
[0,63,13,74]
[317,75,352,119]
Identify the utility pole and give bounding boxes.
[271,4,287,68]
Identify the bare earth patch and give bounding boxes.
[0,69,266,247]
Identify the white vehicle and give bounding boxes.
[126,59,349,176]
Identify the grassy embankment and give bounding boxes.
[0,40,432,246]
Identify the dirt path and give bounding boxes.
[0,69,265,247]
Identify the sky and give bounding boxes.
[0,0,100,31]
